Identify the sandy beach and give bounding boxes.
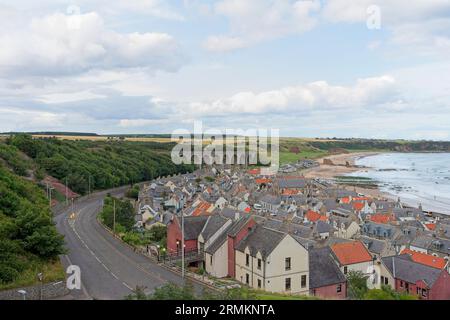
[302,151,389,198]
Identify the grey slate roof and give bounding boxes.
[362,221,397,239]
[309,247,346,289]
[315,220,334,234]
[382,254,443,287]
[227,215,252,237]
[204,224,233,255]
[235,225,286,259]
[277,178,306,189]
[182,216,209,240]
[200,215,229,242]
[359,236,386,255]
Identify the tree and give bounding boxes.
[347,270,369,300]
[100,196,135,231]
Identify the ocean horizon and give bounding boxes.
[349,152,450,215]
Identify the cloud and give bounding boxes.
[0,11,185,77]
[204,0,321,52]
[186,75,398,115]
[322,0,450,56]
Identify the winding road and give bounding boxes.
[53,187,198,300]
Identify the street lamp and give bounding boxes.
[37,272,43,300]
[17,290,27,300]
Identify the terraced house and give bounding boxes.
[234,225,309,294]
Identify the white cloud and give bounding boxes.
[322,0,450,56]
[0,11,185,77]
[187,75,398,115]
[204,0,321,52]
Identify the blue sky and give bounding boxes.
[0,0,450,139]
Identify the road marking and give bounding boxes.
[68,205,132,292]
[122,282,133,290]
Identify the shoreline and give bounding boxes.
[301,151,450,215]
[302,151,392,199]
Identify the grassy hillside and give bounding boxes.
[0,163,65,289]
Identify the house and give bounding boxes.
[309,247,347,299]
[259,194,282,213]
[410,235,450,258]
[227,215,257,278]
[401,249,449,271]
[304,210,327,223]
[235,225,310,294]
[204,216,252,278]
[313,221,335,240]
[362,221,398,240]
[331,241,374,276]
[214,197,228,210]
[381,254,450,300]
[198,215,232,253]
[166,215,209,254]
[329,216,360,239]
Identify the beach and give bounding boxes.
[302,151,386,198]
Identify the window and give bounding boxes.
[257,279,262,289]
[210,255,213,265]
[381,276,385,284]
[257,259,262,270]
[301,275,307,288]
[422,289,427,298]
[285,278,291,291]
[246,254,250,267]
[285,257,291,271]
[400,281,404,288]
[246,273,250,285]
[337,284,342,293]
[384,277,389,285]
[343,266,348,274]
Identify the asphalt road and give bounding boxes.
[54,187,199,300]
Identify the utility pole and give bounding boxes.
[113,199,116,236]
[49,187,53,208]
[65,177,69,206]
[88,175,91,197]
[181,212,185,279]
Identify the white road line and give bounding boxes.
[122,282,133,290]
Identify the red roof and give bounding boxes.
[353,202,365,211]
[401,249,447,270]
[305,210,327,222]
[340,197,351,204]
[331,241,373,265]
[247,168,260,175]
[192,202,212,216]
[370,214,395,224]
[282,189,301,195]
[255,178,272,184]
[424,223,436,231]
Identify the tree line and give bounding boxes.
[6,134,195,195]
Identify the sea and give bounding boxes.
[348,153,450,215]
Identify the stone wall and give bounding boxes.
[0,280,68,300]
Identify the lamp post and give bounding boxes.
[17,290,27,300]
[37,272,43,300]
[181,213,185,279]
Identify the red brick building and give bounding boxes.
[226,215,256,278]
[382,254,450,300]
[167,215,209,254]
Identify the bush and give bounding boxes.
[0,265,20,284]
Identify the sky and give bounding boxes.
[0,0,450,139]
